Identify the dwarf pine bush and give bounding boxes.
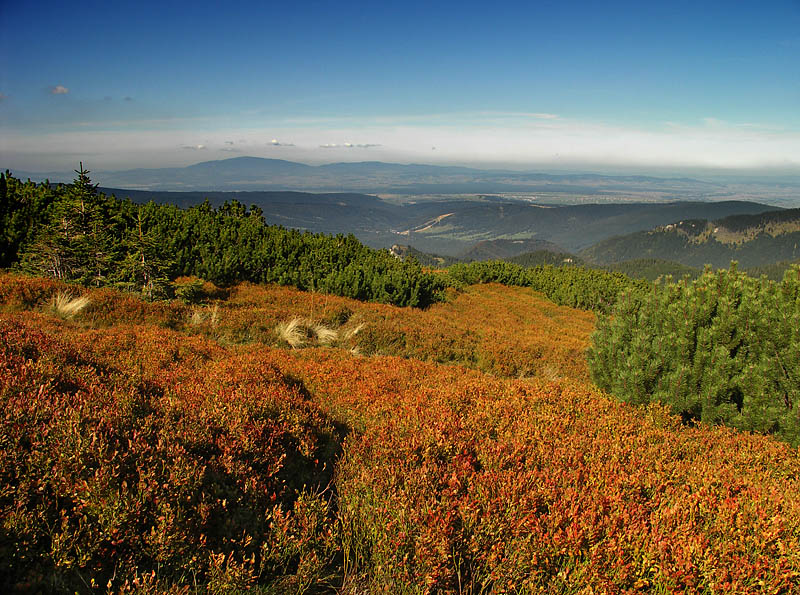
[588,264,800,445]
[447,260,646,313]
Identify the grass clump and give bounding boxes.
[189,304,220,327]
[311,321,339,346]
[275,317,364,349]
[48,291,91,320]
[275,318,310,349]
[274,318,347,349]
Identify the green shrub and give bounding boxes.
[588,264,800,445]
[172,276,205,304]
[447,261,646,313]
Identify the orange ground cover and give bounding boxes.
[2,273,798,592]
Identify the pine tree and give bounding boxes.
[588,264,800,445]
[116,208,173,300]
[19,164,111,283]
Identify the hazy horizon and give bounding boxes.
[7,155,800,187]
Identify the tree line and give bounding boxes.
[447,260,648,313]
[0,169,446,307]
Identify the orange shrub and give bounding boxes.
[269,349,800,593]
[0,315,340,592]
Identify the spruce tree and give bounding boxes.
[19,165,111,283]
[116,208,172,300]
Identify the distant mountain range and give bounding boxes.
[6,156,799,273]
[13,155,795,203]
[12,156,721,195]
[389,200,780,254]
[94,184,780,258]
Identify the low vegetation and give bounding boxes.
[602,257,701,282]
[48,291,91,320]
[2,272,799,592]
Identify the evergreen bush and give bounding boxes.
[588,264,800,445]
[447,260,646,313]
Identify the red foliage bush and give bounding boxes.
[0,316,340,592]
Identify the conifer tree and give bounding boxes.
[116,208,172,299]
[19,164,111,283]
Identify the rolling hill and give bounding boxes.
[3,272,799,592]
[13,156,724,196]
[458,238,564,261]
[104,184,781,256]
[581,208,800,269]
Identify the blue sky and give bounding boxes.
[1,0,799,174]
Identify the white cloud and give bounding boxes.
[270,138,294,146]
[50,85,69,95]
[321,142,381,149]
[181,144,206,150]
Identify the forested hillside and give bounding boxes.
[582,208,800,268]
[76,177,783,256]
[0,170,444,307]
[603,258,701,281]
[458,238,564,261]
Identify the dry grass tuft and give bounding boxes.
[275,318,309,349]
[189,304,220,327]
[49,291,91,320]
[311,321,338,346]
[208,304,219,327]
[189,308,206,326]
[340,323,364,342]
[275,318,340,349]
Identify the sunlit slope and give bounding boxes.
[2,273,799,592]
[219,281,595,382]
[279,350,800,592]
[0,274,595,382]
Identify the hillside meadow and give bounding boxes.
[2,273,800,593]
